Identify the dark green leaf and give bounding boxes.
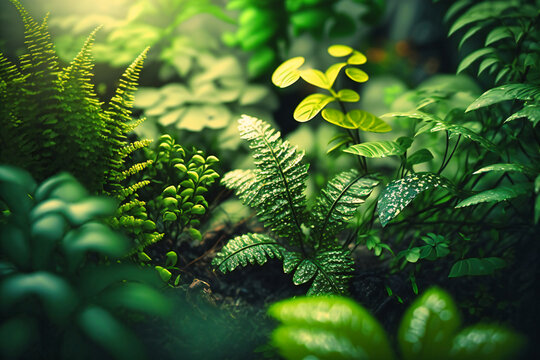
[456,183,531,208]
[448,257,506,277]
[457,48,493,74]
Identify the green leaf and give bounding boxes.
[336,89,360,102]
[455,183,531,208]
[272,56,305,88]
[294,94,335,122]
[325,63,347,88]
[268,296,395,360]
[321,108,347,128]
[300,69,330,89]
[347,51,367,65]
[448,1,519,36]
[165,251,178,267]
[505,104,540,126]
[345,68,369,83]
[347,110,392,132]
[485,26,513,46]
[328,44,353,57]
[292,259,317,285]
[378,173,453,227]
[473,163,534,175]
[311,170,379,246]
[457,48,493,74]
[212,233,285,273]
[382,111,442,123]
[466,84,540,112]
[450,324,524,359]
[398,287,460,360]
[307,248,355,295]
[458,25,482,50]
[155,266,172,282]
[448,257,506,277]
[430,122,499,153]
[248,47,276,77]
[344,141,404,158]
[477,57,498,76]
[406,149,434,167]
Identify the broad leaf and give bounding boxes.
[505,104,540,126]
[212,233,285,273]
[466,84,540,112]
[448,257,506,277]
[430,122,499,153]
[345,68,369,83]
[457,48,493,74]
[272,57,305,88]
[336,89,360,102]
[344,141,404,158]
[455,183,531,208]
[398,288,460,360]
[347,110,392,132]
[311,170,379,246]
[294,94,335,122]
[378,173,452,227]
[325,63,347,88]
[328,44,353,57]
[268,296,395,360]
[300,69,330,89]
[477,57,498,76]
[406,149,434,167]
[473,163,533,175]
[448,1,519,36]
[321,108,347,128]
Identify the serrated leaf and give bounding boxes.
[455,183,531,208]
[347,51,367,65]
[328,44,353,57]
[345,68,369,83]
[272,57,305,88]
[457,48,493,74]
[378,173,453,227]
[448,257,506,277]
[473,163,533,175]
[212,233,285,273]
[466,84,540,112]
[344,141,404,158]
[505,104,540,126]
[221,169,261,206]
[294,94,335,122]
[300,68,331,89]
[336,89,360,102]
[311,170,379,246]
[347,110,392,132]
[398,287,460,360]
[325,62,347,88]
[268,296,395,360]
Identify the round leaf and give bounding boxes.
[345,68,369,83]
[328,44,353,57]
[293,94,335,122]
[348,51,367,65]
[272,57,305,88]
[337,89,360,102]
[299,69,330,89]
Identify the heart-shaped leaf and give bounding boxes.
[272,57,305,88]
[294,94,335,122]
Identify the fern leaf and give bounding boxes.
[119,160,153,181]
[306,248,354,295]
[236,115,308,243]
[311,170,379,247]
[221,169,261,206]
[212,233,285,273]
[119,139,153,158]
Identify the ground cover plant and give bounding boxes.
[0,0,538,359]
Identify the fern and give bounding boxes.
[213,116,378,295]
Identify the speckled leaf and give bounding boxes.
[283,251,303,274]
[449,324,524,359]
[272,57,305,88]
[398,287,460,360]
[449,257,506,278]
[268,296,395,360]
[347,110,392,132]
[294,94,335,122]
[455,183,531,208]
[306,248,354,295]
[292,259,318,285]
[212,233,285,273]
[378,173,453,227]
[344,141,404,158]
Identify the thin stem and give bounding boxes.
[439,134,461,174]
[437,131,450,175]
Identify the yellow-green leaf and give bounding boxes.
[322,108,354,128]
[300,68,330,89]
[345,67,369,83]
[328,44,353,57]
[294,94,335,122]
[337,89,360,102]
[347,110,391,132]
[272,57,305,88]
[348,50,367,65]
[325,62,347,88]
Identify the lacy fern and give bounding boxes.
[213,116,379,295]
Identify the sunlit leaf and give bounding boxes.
[473,163,533,175]
[348,51,367,65]
[344,141,404,158]
[505,104,540,126]
[378,173,453,227]
[466,84,540,112]
[430,122,499,153]
[300,68,330,89]
[347,110,392,132]
[485,26,513,46]
[294,94,335,122]
[455,183,531,208]
[325,62,347,88]
[345,68,369,83]
[272,56,305,88]
[321,108,347,128]
[328,44,353,57]
[448,257,506,277]
[336,89,360,102]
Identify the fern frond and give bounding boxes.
[120,160,153,181]
[124,117,148,133]
[310,170,379,247]
[236,115,308,243]
[116,180,151,200]
[212,233,285,273]
[221,169,261,206]
[119,139,153,158]
[0,53,22,82]
[306,248,354,296]
[129,232,164,255]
